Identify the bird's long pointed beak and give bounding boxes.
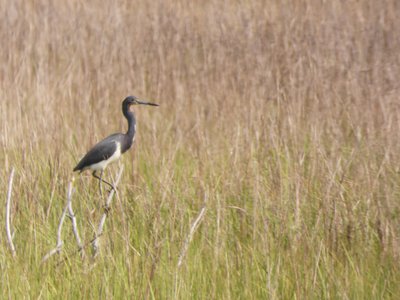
[137,100,159,106]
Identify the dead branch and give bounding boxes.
[42,181,74,263]
[177,205,207,268]
[67,182,85,258]
[92,166,124,258]
[5,167,16,257]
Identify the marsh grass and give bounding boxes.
[1,0,400,298]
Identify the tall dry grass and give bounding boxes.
[0,0,400,298]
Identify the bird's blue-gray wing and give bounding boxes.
[73,133,122,172]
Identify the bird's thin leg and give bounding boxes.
[99,171,103,196]
[91,171,103,197]
[92,171,116,195]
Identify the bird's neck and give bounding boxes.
[125,110,136,139]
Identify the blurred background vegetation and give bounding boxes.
[0,0,399,298]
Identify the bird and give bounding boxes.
[73,95,159,195]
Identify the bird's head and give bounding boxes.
[123,95,159,107]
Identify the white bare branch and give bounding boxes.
[177,205,207,268]
[5,167,16,257]
[42,198,69,263]
[92,166,124,258]
[67,181,85,258]
[42,181,73,263]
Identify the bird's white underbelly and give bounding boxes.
[89,142,122,171]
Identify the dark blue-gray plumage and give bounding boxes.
[74,96,159,194]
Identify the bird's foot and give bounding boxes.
[107,186,117,194]
[103,205,112,215]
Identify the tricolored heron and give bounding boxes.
[73,96,159,194]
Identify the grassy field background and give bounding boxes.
[1,0,400,298]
